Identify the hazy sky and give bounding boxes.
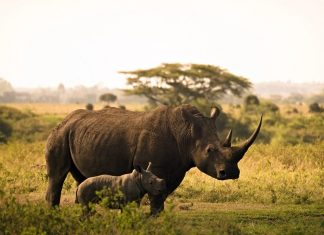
[0,0,324,89]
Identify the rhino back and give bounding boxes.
[64,108,142,176]
[61,107,178,178]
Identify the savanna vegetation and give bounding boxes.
[0,101,323,234]
[0,64,323,234]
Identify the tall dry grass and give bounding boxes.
[1,141,323,206]
[174,143,324,204]
[5,103,145,116]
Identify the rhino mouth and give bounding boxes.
[216,175,239,180]
[216,170,240,180]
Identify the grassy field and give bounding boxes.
[6,102,146,115]
[1,141,323,234]
[0,103,323,234]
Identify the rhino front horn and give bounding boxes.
[233,115,263,161]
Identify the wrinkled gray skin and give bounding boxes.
[76,162,166,207]
[45,104,262,214]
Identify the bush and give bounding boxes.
[309,102,323,113]
[273,114,324,145]
[265,102,279,112]
[244,95,260,106]
[0,118,12,143]
[85,103,94,111]
[0,195,182,235]
[119,105,126,110]
[6,115,61,142]
[0,105,32,121]
[0,106,62,142]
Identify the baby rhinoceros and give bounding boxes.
[76,162,166,208]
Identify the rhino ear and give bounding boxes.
[210,106,221,120]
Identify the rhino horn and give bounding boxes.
[223,129,232,147]
[232,115,262,161]
[146,162,152,172]
[210,107,220,120]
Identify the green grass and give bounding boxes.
[1,197,323,234]
[176,203,324,235]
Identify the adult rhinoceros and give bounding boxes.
[45,104,262,214]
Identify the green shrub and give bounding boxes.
[309,102,323,113]
[0,105,33,121]
[0,118,12,143]
[273,114,324,145]
[12,116,60,142]
[244,94,260,106]
[0,195,182,235]
[85,103,94,111]
[0,106,63,142]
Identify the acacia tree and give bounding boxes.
[121,63,251,109]
[99,93,117,105]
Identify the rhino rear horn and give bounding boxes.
[223,129,232,147]
[233,115,263,161]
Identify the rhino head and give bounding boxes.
[135,162,167,195]
[181,106,262,180]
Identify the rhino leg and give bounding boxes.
[148,170,186,215]
[46,171,69,206]
[45,137,71,206]
[148,194,166,215]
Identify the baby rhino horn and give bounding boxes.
[146,162,152,172]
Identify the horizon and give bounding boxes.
[11,80,324,91]
[1,0,324,89]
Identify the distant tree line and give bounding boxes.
[0,79,123,104]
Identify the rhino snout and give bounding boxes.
[218,170,226,179]
[216,168,240,180]
[154,181,166,195]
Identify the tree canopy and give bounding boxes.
[99,93,117,104]
[121,63,251,108]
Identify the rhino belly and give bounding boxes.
[69,127,137,177]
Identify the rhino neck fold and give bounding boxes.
[168,107,197,170]
[134,173,146,196]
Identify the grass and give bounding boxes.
[173,143,324,205]
[176,203,324,235]
[1,141,323,205]
[6,102,145,115]
[0,141,323,234]
[1,196,323,234]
